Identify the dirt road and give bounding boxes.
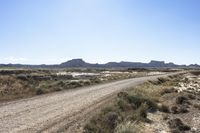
[0,73,176,133]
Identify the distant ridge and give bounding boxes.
[0,59,199,68]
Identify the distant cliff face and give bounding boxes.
[0,59,199,68]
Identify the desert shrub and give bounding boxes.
[186,94,196,100]
[104,112,119,130]
[183,78,189,83]
[68,81,82,88]
[117,99,134,111]
[57,81,66,87]
[157,77,168,84]
[84,81,91,86]
[194,104,200,110]
[171,105,189,114]
[84,124,100,133]
[118,92,129,98]
[0,76,29,99]
[158,104,170,113]
[102,107,114,114]
[160,88,176,95]
[84,107,121,133]
[176,96,188,105]
[149,77,169,85]
[190,71,200,76]
[178,106,189,113]
[115,121,141,133]
[68,81,78,86]
[36,89,45,95]
[91,78,101,84]
[132,103,149,122]
[127,95,157,111]
[16,74,29,81]
[53,87,62,91]
[168,118,191,132]
[137,103,148,118]
[129,82,165,102]
[148,80,160,85]
[171,106,179,114]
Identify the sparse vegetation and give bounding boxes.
[84,72,200,133]
[84,75,180,133]
[0,69,152,102]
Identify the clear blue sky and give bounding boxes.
[0,0,199,65]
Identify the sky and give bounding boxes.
[0,0,200,65]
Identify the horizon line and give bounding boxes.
[0,58,199,66]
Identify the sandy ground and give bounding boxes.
[0,73,176,133]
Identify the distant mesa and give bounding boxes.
[0,58,199,68]
[60,59,88,67]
